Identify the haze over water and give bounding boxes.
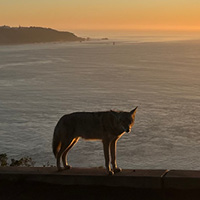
[0,32,200,169]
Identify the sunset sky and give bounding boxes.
[1,0,200,31]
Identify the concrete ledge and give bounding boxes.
[164,170,200,190]
[1,167,200,200]
[0,167,165,188]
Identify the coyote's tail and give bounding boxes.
[52,124,61,158]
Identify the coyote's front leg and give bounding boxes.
[103,140,114,175]
[110,139,122,174]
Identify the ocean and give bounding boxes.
[0,32,200,169]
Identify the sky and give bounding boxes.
[1,0,200,31]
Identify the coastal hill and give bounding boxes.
[0,26,84,44]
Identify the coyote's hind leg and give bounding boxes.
[56,138,74,171]
[62,138,79,170]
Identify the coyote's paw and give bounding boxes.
[113,167,122,174]
[108,170,114,176]
[64,165,72,170]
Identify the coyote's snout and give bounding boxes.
[52,107,138,175]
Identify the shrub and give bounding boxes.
[0,154,35,167]
[0,154,8,166]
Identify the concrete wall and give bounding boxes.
[1,167,200,200]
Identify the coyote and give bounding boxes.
[52,107,138,175]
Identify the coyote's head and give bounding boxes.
[111,107,138,134]
[118,107,138,133]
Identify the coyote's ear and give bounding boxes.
[130,106,138,117]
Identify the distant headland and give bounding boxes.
[0,26,85,45]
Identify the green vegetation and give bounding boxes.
[0,154,35,167]
[0,154,8,166]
